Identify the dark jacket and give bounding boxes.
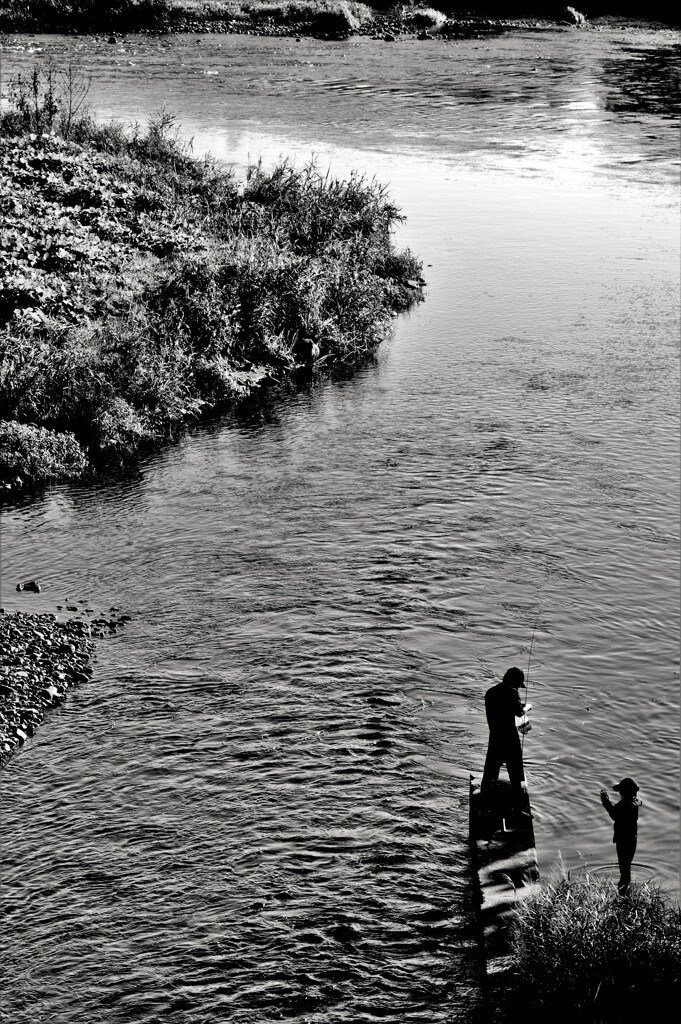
[485,683,524,739]
[601,795,639,843]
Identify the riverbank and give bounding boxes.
[0,67,424,492]
[0,1,677,39]
[507,875,681,1022]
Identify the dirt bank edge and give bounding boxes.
[1,2,677,39]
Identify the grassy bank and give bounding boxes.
[1,1,677,36]
[0,65,424,490]
[508,876,681,1023]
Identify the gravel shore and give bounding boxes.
[0,609,125,768]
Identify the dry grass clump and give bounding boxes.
[509,876,681,1023]
[401,6,447,30]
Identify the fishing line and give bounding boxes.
[522,605,542,759]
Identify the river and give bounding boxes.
[1,26,679,1024]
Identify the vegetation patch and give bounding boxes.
[508,876,681,1023]
[0,65,424,490]
[0,0,378,36]
[401,5,447,29]
[0,2,678,36]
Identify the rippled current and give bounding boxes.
[1,26,680,1024]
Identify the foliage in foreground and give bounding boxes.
[509,876,681,1023]
[0,64,423,487]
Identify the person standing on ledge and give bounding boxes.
[481,666,528,805]
[600,777,641,895]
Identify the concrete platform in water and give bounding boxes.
[469,776,541,1021]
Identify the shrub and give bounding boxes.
[402,6,447,30]
[92,396,151,463]
[0,419,87,486]
[243,1,373,32]
[509,876,681,1023]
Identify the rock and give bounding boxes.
[384,33,396,42]
[17,580,41,592]
[562,7,586,25]
[107,35,117,44]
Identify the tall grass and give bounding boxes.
[509,876,681,1023]
[0,64,423,488]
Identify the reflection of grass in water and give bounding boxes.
[509,873,681,1023]
[571,860,660,885]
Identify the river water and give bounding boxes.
[1,26,679,1024]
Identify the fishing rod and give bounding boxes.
[521,606,542,758]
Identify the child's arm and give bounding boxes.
[600,789,616,819]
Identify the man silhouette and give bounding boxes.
[481,666,527,804]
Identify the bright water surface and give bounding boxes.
[1,27,680,1024]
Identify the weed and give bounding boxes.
[508,875,681,1023]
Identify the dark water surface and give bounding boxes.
[1,27,680,1024]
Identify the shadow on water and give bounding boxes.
[602,44,681,117]
[191,348,385,436]
[0,346,386,514]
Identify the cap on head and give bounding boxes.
[502,667,526,689]
[613,777,639,795]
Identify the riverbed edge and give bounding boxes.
[0,2,678,39]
